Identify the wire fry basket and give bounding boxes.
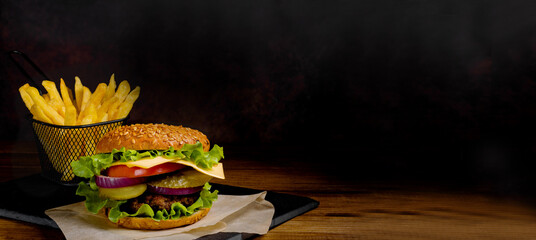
[8,50,130,185]
[31,118,127,185]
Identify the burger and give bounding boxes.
[71,123,225,230]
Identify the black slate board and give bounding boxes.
[0,174,319,239]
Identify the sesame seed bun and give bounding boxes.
[96,123,210,153]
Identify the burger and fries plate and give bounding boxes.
[6,51,318,238]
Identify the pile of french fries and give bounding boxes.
[18,74,140,182]
[19,74,140,125]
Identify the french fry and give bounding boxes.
[114,80,131,100]
[107,80,131,118]
[60,78,78,126]
[42,80,66,117]
[100,113,109,122]
[114,86,140,119]
[80,86,92,111]
[43,93,50,103]
[68,87,74,105]
[18,84,34,111]
[42,80,65,110]
[47,98,66,118]
[42,81,62,100]
[103,74,116,102]
[64,105,77,126]
[74,76,84,111]
[20,83,30,90]
[25,87,64,125]
[60,78,75,108]
[78,83,106,123]
[97,96,117,121]
[88,83,107,107]
[80,103,98,125]
[107,103,120,120]
[30,104,53,124]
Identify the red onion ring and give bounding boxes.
[95,175,147,188]
[147,185,203,195]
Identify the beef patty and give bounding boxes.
[123,192,200,213]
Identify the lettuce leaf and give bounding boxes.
[76,182,218,223]
[71,153,114,178]
[75,177,126,214]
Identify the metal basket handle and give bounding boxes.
[8,50,50,94]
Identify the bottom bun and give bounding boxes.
[108,208,211,230]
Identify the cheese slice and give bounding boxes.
[111,156,174,169]
[172,159,225,180]
[110,156,225,179]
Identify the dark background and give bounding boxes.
[2,0,536,195]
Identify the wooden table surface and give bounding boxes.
[1,141,536,239]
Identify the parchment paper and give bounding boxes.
[45,192,274,240]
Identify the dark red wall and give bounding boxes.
[2,0,536,192]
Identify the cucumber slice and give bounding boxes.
[99,183,147,200]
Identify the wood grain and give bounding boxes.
[1,141,536,239]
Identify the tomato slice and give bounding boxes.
[106,163,185,178]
